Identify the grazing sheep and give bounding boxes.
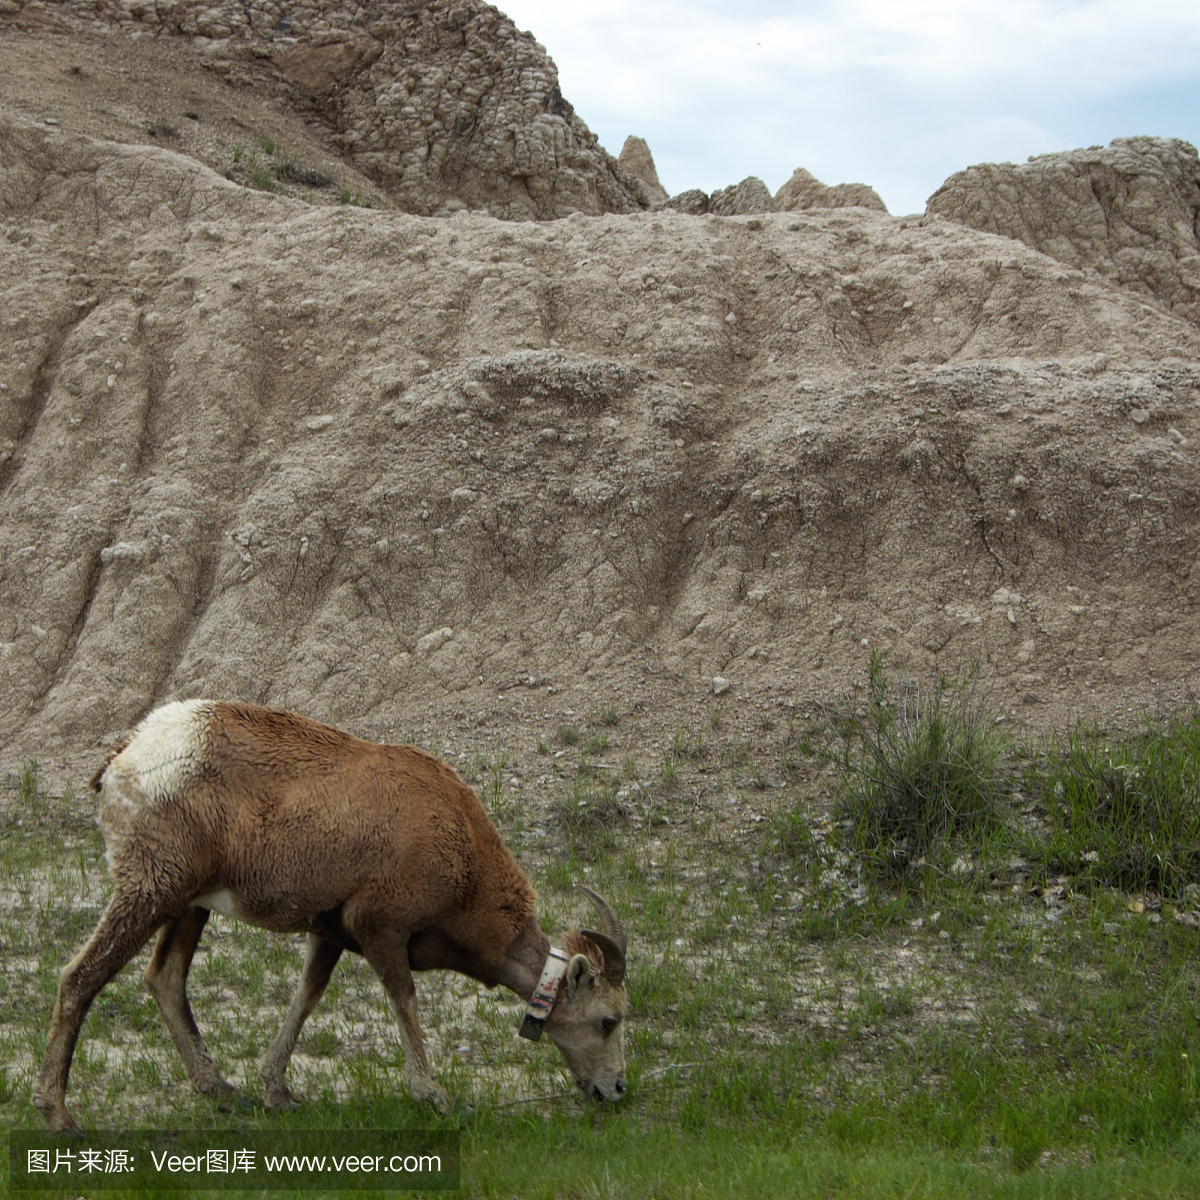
[33,700,628,1131]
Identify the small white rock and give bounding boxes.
[305,415,333,431]
[99,542,143,564]
[415,627,454,657]
[712,676,730,695]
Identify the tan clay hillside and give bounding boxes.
[2,0,1200,778]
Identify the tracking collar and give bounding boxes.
[518,947,570,1041]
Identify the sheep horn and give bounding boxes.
[580,929,626,988]
[578,885,626,953]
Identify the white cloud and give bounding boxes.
[500,0,1200,214]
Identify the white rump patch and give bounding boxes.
[107,699,213,807]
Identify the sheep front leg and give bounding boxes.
[359,932,449,1113]
[260,934,342,1109]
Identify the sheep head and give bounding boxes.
[544,886,628,1101]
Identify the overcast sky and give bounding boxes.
[500,0,1200,216]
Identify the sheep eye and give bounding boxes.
[600,1016,619,1034]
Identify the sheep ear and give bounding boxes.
[565,953,591,1000]
[581,929,625,987]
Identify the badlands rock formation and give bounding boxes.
[618,137,669,206]
[708,177,776,218]
[928,137,1200,327]
[668,171,887,218]
[776,167,888,214]
[1,6,1200,765]
[4,0,652,219]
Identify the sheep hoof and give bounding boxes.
[34,1093,82,1134]
[264,1086,301,1111]
[412,1080,451,1114]
[207,1082,256,1113]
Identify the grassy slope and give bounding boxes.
[2,702,1199,1199]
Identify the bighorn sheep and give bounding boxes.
[33,700,628,1131]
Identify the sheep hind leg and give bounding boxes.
[145,907,242,1108]
[260,934,342,1110]
[33,888,165,1131]
[358,932,450,1113]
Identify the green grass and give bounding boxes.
[672,727,706,761]
[18,759,40,806]
[1027,714,1200,897]
[5,707,1200,1199]
[659,754,679,790]
[829,653,1012,873]
[483,753,508,810]
[722,737,755,768]
[549,780,627,856]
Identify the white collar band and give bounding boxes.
[519,947,570,1041]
